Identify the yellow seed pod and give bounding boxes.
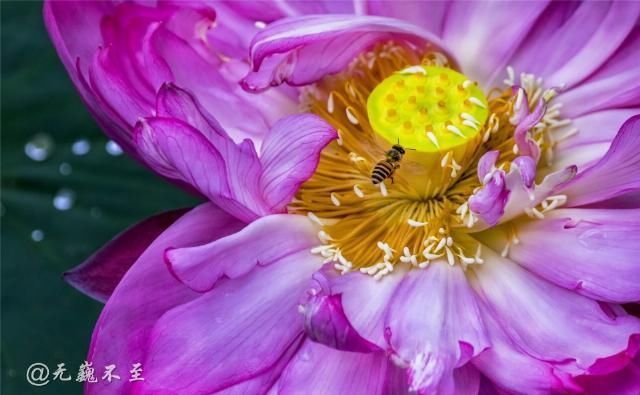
[367,66,488,153]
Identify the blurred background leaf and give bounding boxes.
[1,2,199,393]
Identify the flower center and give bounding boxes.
[367,66,488,153]
[290,42,568,279]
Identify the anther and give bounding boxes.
[327,92,335,114]
[407,219,428,227]
[330,192,341,207]
[469,97,487,109]
[353,184,364,198]
[446,124,465,138]
[345,107,359,124]
[307,212,324,226]
[379,181,388,197]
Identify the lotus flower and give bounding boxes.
[45,1,640,393]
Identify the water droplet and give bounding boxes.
[31,229,44,242]
[59,162,72,176]
[90,207,102,218]
[24,133,55,161]
[53,188,76,211]
[71,139,91,156]
[105,140,123,156]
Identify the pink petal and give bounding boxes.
[491,164,577,228]
[469,171,510,226]
[472,301,581,394]
[165,214,318,292]
[276,341,408,394]
[552,108,639,172]
[134,116,272,221]
[302,268,381,352]
[471,248,640,375]
[365,1,449,35]
[442,1,549,88]
[560,26,640,118]
[64,208,188,303]
[577,358,640,395]
[218,334,304,395]
[562,115,640,206]
[86,203,245,394]
[242,15,452,91]
[326,269,405,348]
[260,114,337,212]
[545,2,640,89]
[487,208,640,303]
[140,249,320,393]
[385,263,489,393]
[477,150,500,182]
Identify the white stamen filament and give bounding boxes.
[353,184,364,198]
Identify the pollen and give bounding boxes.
[367,66,488,153]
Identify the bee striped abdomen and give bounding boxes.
[371,160,397,184]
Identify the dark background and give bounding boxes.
[1,2,197,393]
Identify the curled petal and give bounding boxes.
[514,98,546,160]
[470,164,577,231]
[477,150,500,183]
[166,214,318,292]
[562,115,640,206]
[260,114,337,212]
[469,171,510,226]
[243,15,453,91]
[64,208,188,303]
[302,292,380,353]
[512,155,537,189]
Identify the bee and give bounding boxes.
[371,144,406,184]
